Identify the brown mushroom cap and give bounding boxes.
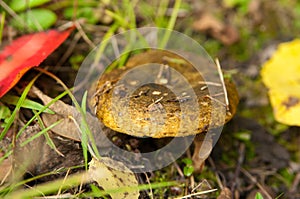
[91,49,239,138]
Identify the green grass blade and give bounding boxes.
[33,109,63,156]
[155,0,169,27]
[80,91,89,169]
[7,171,177,199]
[16,90,68,139]
[159,0,182,48]
[0,74,40,140]
[1,95,55,114]
[20,119,63,147]
[0,12,5,45]
[93,21,120,66]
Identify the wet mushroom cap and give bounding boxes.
[91,49,239,138]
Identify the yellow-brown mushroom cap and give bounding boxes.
[91,49,239,138]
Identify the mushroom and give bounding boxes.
[91,49,239,171]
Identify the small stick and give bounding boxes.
[144,173,154,199]
[172,158,184,178]
[205,95,227,108]
[211,92,225,97]
[156,64,170,84]
[231,144,245,196]
[198,81,222,86]
[154,96,164,104]
[290,172,300,193]
[74,20,96,48]
[191,179,212,193]
[215,59,229,111]
[57,168,71,196]
[174,188,218,199]
[241,168,273,199]
[208,157,225,190]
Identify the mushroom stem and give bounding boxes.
[192,133,213,172]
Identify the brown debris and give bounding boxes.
[192,13,239,45]
[217,187,232,199]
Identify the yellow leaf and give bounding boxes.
[89,158,139,199]
[261,39,300,126]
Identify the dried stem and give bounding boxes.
[215,59,229,110]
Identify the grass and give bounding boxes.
[0,11,5,44]
[0,74,41,140]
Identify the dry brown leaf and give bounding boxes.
[248,0,263,25]
[192,13,239,45]
[0,122,86,183]
[0,157,12,184]
[89,158,139,199]
[193,13,223,33]
[8,157,138,198]
[217,187,232,199]
[30,86,110,147]
[0,123,46,183]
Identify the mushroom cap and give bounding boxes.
[91,49,239,138]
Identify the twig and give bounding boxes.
[57,168,71,196]
[205,95,227,108]
[208,157,225,190]
[190,175,195,191]
[191,179,212,193]
[166,152,184,178]
[0,159,12,185]
[172,159,184,178]
[55,31,81,69]
[74,20,96,48]
[156,64,170,85]
[144,173,154,199]
[290,172,300,193]
[174,188,218,199]
[230,143,245,197]
[68,115,97,160]
[241,168,273,199]
[215,59,229,111]
[198,81,222,86]
[154,96,164,104]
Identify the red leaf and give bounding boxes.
[0,27,74,97]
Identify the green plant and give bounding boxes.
[255,192,264,199]
[182,158,194,177]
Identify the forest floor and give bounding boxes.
[1,0,300,198]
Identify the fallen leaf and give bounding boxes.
[192,13,239,45]
[0,157,12,184]
[217,187,232,199]
[0,122,85,183]
[0,27,74,98]
[7,158,138,198]
[89,158,139,199]
[261,39,300,126]
[248,0,263,25]
[30,86,111,147]
[0,123,45,183]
